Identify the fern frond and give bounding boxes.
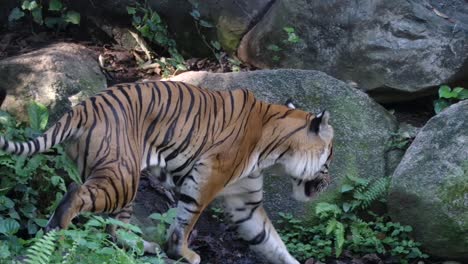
[334,221,345,257]
[61,240,78,264]
[315,202,342,218]
[354,177,390,209]
[25,230,58,264]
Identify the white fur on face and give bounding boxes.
[283,147,330,180]
[281,146,331,201]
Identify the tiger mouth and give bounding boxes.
[304,174,331,198]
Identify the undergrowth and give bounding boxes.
[0,104,169,263]
[9,0,80,30]
[0,102,79,261]
[277,175,428,263]
[23,215,167,264]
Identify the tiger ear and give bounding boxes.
[285,98,296,109]
[310,110,330,134]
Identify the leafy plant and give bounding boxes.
[277,175,428,263]
[210,206,224,222]
[434,85,468,114]
[8,0,80,30]
[267,26,302,62]
[0,102,80,261]
[24,229,57,264]
[283,27,301,44]
[127,1,186,77]
[24,216,167,264]
[148,208,177,245]
[0,105,172,263]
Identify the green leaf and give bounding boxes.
[50,176,63,186]
[133,15,142,25]
[48,0,63,11]
[28,101,48,131]
[326,219,337,235]
[126,6,137,15]
[433,99,450,114]
[44,17,62,28]
[64,10,80,25]
[342,202,352,213]
[8,7,25,22]
[20,203,37,218]
[403,225,413,232]
[190,10,200,20]
[99,247,115,255]
[340,184,354,193]
[453,87,464,95]
[0,196,15,210]
[287,33,300,43]
[34,218,49,227]
[27,219,38,234]
[199,20,214,28]
[22,1,39,11]
[438,85,457,99]
[31,8,43,25]
[457,88,468,99]
[267,44,282,52]
[0,243,11,259]
[438,85,451,98]
[0,218,20,235]
[283,27,295,33]
[210,40,221,50]
[334,221,345,257]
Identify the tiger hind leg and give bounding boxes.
[45,175,132,232]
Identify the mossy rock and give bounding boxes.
[388,100,468,260]
[170,69,401,220]
[0,43,107,123]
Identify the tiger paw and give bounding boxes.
[181,248,200,264]
[166,247,200,264]
[143,240,162,254]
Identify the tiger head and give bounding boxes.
[277,101,334,202]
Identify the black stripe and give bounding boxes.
[234,204,260,225]
[247,222,267,245]
[179,194,199,206]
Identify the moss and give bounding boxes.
[217,16,246,53]
[438,161,468,212]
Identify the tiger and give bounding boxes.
[0,81,334,264]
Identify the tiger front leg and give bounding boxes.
[166,170,222,264]
[223,183,300,264]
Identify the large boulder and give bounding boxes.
[388,100,468,260]
[238,0,468,102]
[170,69,400,217]
[0,42,107,123]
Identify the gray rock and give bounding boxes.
[0,43,107,123]
[237,0,468,102]
[170,69,400,218]
[388,100,468,259]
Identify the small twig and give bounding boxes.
[139,62,161,70]
[128,29,153,61]
[132,51,145,64]
[193,21,224,71]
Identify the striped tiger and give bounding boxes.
[0,81,334,264]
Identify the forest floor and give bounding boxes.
[0,29,437,264]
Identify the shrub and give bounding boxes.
[277,175,428,263]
